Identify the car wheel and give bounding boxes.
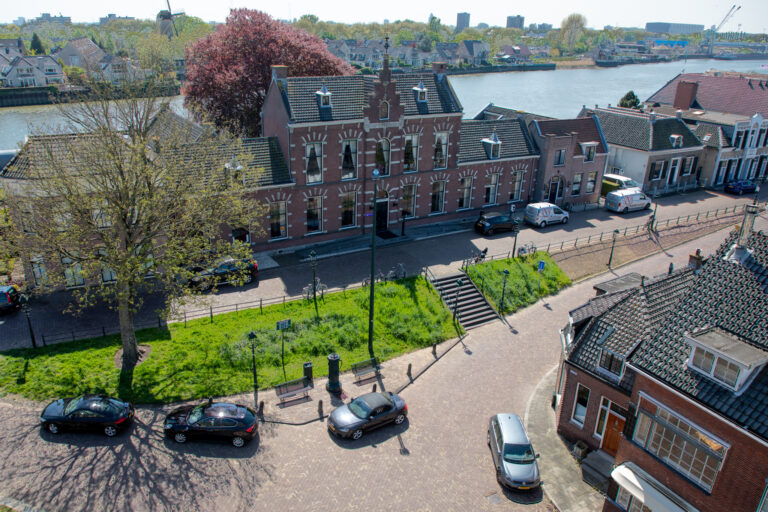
[351,429,363,440]
[622,207,629,214]
[486,228,494,236]
[496,468,504,485]
[174,432,187,443]
[244,274,253,285]
[562,216,568,224]
[487,431,491,446]
[394,414,406,425]
[645,202,651,210]
[739,189,744,195]
[46,422,60,434]
[104,425,118,437]
[539,221,546,229]
[232,436,245,448]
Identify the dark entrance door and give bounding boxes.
[376,200,388,233]
[548,178,560,203]
[602,412,626,457]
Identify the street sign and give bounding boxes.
[276,319,291,330]
[538,260,545,273]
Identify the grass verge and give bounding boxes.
[466,252,571,315]
[0,277,460,404]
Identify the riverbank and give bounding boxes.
[0,83,181,108]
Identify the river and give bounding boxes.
[1,58,766,150]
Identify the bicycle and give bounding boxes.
[518,242,537,257]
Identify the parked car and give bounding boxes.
[605,190,652,213]
[524,202,569,228]
[327,391,407,440]
[40,394,134,437]
[601,173,642,195]
[724,180,757,195]
[488,413,541,490]
[474,212,520,236]
[189,256,258,291]
[0,284,23,314]
[164,400,258,447]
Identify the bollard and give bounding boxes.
[560,241,564,250]
[260,298,263,312]
[236,304,238,314]
[432,343,437,357]
[209,306,213,323]
[407,363,412,380]
[318,400,323,418]
[326,353,342,394]
[259,400,265,415]
[372,383,377,393]
[158,316,162,328]
[184,312,187,327]
[624,227,628,236]
[102,326,106,338]
[547,243,551,253]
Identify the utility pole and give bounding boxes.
[367,169,380,358]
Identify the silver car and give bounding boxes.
[488,413,541,490]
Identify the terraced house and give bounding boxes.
[255,58,538,252]
[556,205,768,512]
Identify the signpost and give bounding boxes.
[537,260,545,296]
[277,319,291,380]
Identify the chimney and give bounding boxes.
[673,80,698,110]
[432,62,447,77]
[676,109,683,119]
[688,248,704,272]
[271,64,288,80]
[739,204,759,248]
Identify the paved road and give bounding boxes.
[0,220,761,512]
[0,188,763,350]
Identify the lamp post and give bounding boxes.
[650,193,659,232]
[500,269,510,315]
[608,229,621,268]
[367,169,380,358]
[247,331,259,410]
[19,295,36,349]
[309,250,319,319]
[453,278,464,321]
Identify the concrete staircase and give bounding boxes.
[430,273,499,329]
[580,449,615,494]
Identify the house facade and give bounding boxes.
[1,56,64,87]
[54,38,107,72]
[556,206,768,512]
[580,106,704,195]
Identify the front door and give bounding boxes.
[602,412,626,457]
[548,177,560,203]
[668,158,680,185]
[376,200,388,233]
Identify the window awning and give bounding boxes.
[611,462,699,512]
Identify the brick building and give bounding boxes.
[556,205,768,512]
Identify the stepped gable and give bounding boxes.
[631,231,768,440]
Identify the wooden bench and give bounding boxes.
[275,376,312,404]
[350,357,380,383]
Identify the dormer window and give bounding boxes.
[669,134,683,148]
[413,80,427,102]
[598,349,624,377]
[580,142,597,162]
[379,101,389,120]
[482,131,501,160]
[685,327,768,392]
[316,85,332,108]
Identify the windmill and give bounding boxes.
[157,0,185,39]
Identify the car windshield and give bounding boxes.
[64,396,86,415]
[624,179,640,188]
[347,397,373,419]
[187,405,205,424]
[503,444,536,464]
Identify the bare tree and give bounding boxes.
[561,13,587,52]
[9,78,263,393]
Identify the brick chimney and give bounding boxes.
[271,64,288,80]
[673,81,698,110]
[432,62,447,77]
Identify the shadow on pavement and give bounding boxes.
[501,485,544,504]
[326,418,410,450]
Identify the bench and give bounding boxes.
[350,357,380,383]
[275,376,312,404]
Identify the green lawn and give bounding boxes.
[466,252,571,315]
[0,277,460,403]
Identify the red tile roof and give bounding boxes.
[647,72,768,117]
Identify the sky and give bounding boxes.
[3,0,768,34]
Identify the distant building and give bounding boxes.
[0,55,64,87]
[645,22,704,35]
[32,13,72,25]
[538,23,553,32]
[456,12,470,32]
[0,38,27,57]
[13,17,25,26]
[99,14,136,25]
[54,38,107,72]
[506,15,524,30]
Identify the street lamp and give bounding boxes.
[20,295,37,349]
[453,278,464,321]
[367,169,380,359]
[309,250,319,319]
[608,229,621,268]
[499,269,510,315]
[247,331,259,411]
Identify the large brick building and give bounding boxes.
[556,205,768,512]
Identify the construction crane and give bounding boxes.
[705,4,741,56]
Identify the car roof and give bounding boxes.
[603,173,632,181]
[481,212,506,218]
[527,202,555,208]
[204,402,246,419]
[495,413,530,444]
[359,392,393,409]
[607,189,643,197]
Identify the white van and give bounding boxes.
[605,189,652,213]
[524,202,569,228]
[602,173,642,191]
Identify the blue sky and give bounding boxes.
[4,0,767,34]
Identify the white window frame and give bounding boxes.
[340,191,357,228]
[403,134,419,172]
[554,149,566,166]
[402,184,417,218]
[269,201,288,240]
[305,142,323,185]
[510,171,524,201]
[585,172,597,194]
[484,173,499,205]
[434,132,449,170]
[306,196,323,234]
[571,383,590,427]
[572,173,583,196]
[583,144,597,162]
[98,249,117,283]
[61,254,85,288]
[376,139,391,176]
[682,156,694,176]
[30,255,47,286]
[430,181,446,214]
[341,139,358,180]
[458,177,472,209]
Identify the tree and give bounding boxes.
[63,65,87,85]
[30,33,45,55]
[12,79,261,395]
[184,9,353,138]
[619,90,641,109]
[561,13,587,52]
[395,28,415,46]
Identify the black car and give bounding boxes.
[0,285,23,313]
[724,179,757,195]
[474,212,519,236]
[189,257,258,291]
[40,394,134,437]
[164,400,258,447]
[327,392,407,440]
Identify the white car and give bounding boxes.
[524,202,569,228]
[605,190,652,213]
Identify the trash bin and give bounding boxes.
[303,361,313,386]
[326,353,341,394]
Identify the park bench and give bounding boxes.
[350,357,380,383]
[275,376,312,404]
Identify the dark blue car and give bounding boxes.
[724,180,757,195]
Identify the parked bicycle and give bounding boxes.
[518,242,537,257]
[473,247,488,264]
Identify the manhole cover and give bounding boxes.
[486,493,504,505]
